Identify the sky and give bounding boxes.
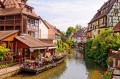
[28,0,108,31]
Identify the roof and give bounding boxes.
[15,34,55,48]
[39,17,61,36]
[0,30,18,40]
[0,0,38,18]
[0,7,38,18]
[44,21,61,36]
[0,8,22,16]
[39,16,50,29]
[113,21,120,32]
[89,0,116,23]
[72,28,87,38]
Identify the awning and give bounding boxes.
[30,47,47,52]
[48,46,57,49]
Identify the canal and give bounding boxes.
[7,50,102,79]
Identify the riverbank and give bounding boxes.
[0,65,20,79]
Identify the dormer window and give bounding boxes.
[18,0,21,3]
[26,8,32,13]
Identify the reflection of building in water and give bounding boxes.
[74,50,85,61]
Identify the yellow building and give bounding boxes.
[88,0,120,39]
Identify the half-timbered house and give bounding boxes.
[88,0,120,39]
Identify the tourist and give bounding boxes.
[45,50,51,58]
[52,54,56,63]
[41,57,44,65]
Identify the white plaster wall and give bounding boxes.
[39,20,48,39]
[107,0,120,27]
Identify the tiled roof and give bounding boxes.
[39,17,50,29]
[43,20,61,36]
[113,21,120,32]
[72,28,87,37]
[0,0,38,18]
[0,8,22,16]
[0,30,18,40]
[0,7,38,18]
[22,8,38,18]
[89,0,116,23]
[15,34,55,48]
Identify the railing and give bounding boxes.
[40,34,61,40]
[22,55,66,70]
[0,20,21,25]
[0,57,31,70]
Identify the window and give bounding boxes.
[98,30,100,34]
[26,8,32,13]
[114,9,118,16]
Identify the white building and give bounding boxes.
[38,17,61,44]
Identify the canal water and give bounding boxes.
[8,50,102,79]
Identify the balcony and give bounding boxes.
[0,19,21,26]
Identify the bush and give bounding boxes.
[107,57,113,68]
[85,29,120,68]
[55,40,70,54]
[0,46,10,61]
[104,70,112,79]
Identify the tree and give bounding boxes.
[86,29,120,68]
[55,40,70,54]
[66,27,75,37]
[75,25,82,31]
[66,38,75,47]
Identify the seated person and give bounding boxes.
[45,51,51,58]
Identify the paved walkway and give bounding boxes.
[0,65,20,76]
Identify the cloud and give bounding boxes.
[28,0,108,31]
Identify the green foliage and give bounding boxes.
[0,46,9,61]
[75,25,82,31]
[55,40,70,54]
[85,29,120,68]
[66,27,75,37]
[107,56,113,67]
[104,69,112,79]
[66,38,75,47]
[104,73,111,79]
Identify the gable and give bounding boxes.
[39,20,49,30]
[113,21,120,32]
[3,0,20,8]
[89,0,116,23]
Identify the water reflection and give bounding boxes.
[8,50,102,79]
